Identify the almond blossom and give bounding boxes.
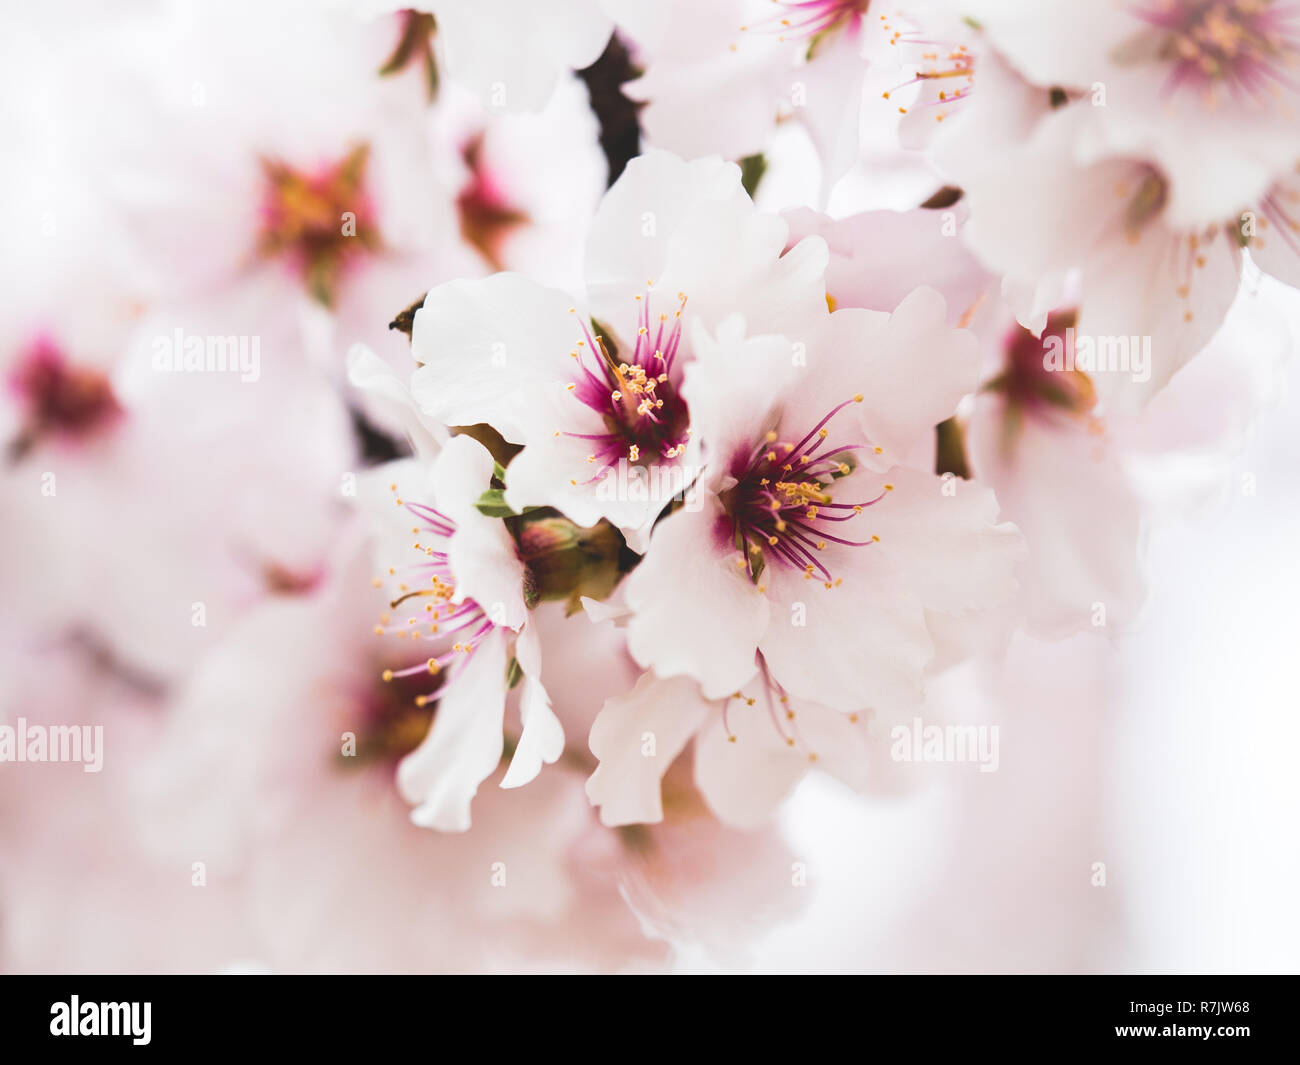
[348,0,615,112]
[963,0,1300,228]
[406,149,830,548]
[619,0,889,199]
[361,438,563,830]
[580,289,1023,827]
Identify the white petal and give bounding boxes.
[624,502,769,698]
[429,432,495,514]
[427,0,612,112]
[410,273,582,441]
[657,202,830,341]
[693,705,808,830]
[783,206,993,326]
[758,538,933,714]
[397,628,509,831]
[432,435,530,630]
[682,325,804,491]
[584,150,748,320]
[840,289,980,467]
[795,20,868,201]
[967,394,1145,635]
[866,465,1025,614]
[346,343,445,459]
[501,626,564,788]
[586,670,710,825]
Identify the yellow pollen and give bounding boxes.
[381,669,394,682]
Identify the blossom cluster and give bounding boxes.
[2,0,1296,973]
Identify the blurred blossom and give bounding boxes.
[2,0,1297,976]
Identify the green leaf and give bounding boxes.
[473,488,517,517]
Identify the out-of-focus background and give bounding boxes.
[739,308,1300,973]
[2,0,1297,974]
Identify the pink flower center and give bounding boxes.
[9,335,121,458]
[457,133,529,271]
[346,670,438,767]
[720,395,888,590]
[988,310,1098,429]
[257,144,380,307]
[741,0,870,42]
[879,13,976,125]
[1132,0,1300,99]
[562,291,692,479]
[372,486,500,709]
